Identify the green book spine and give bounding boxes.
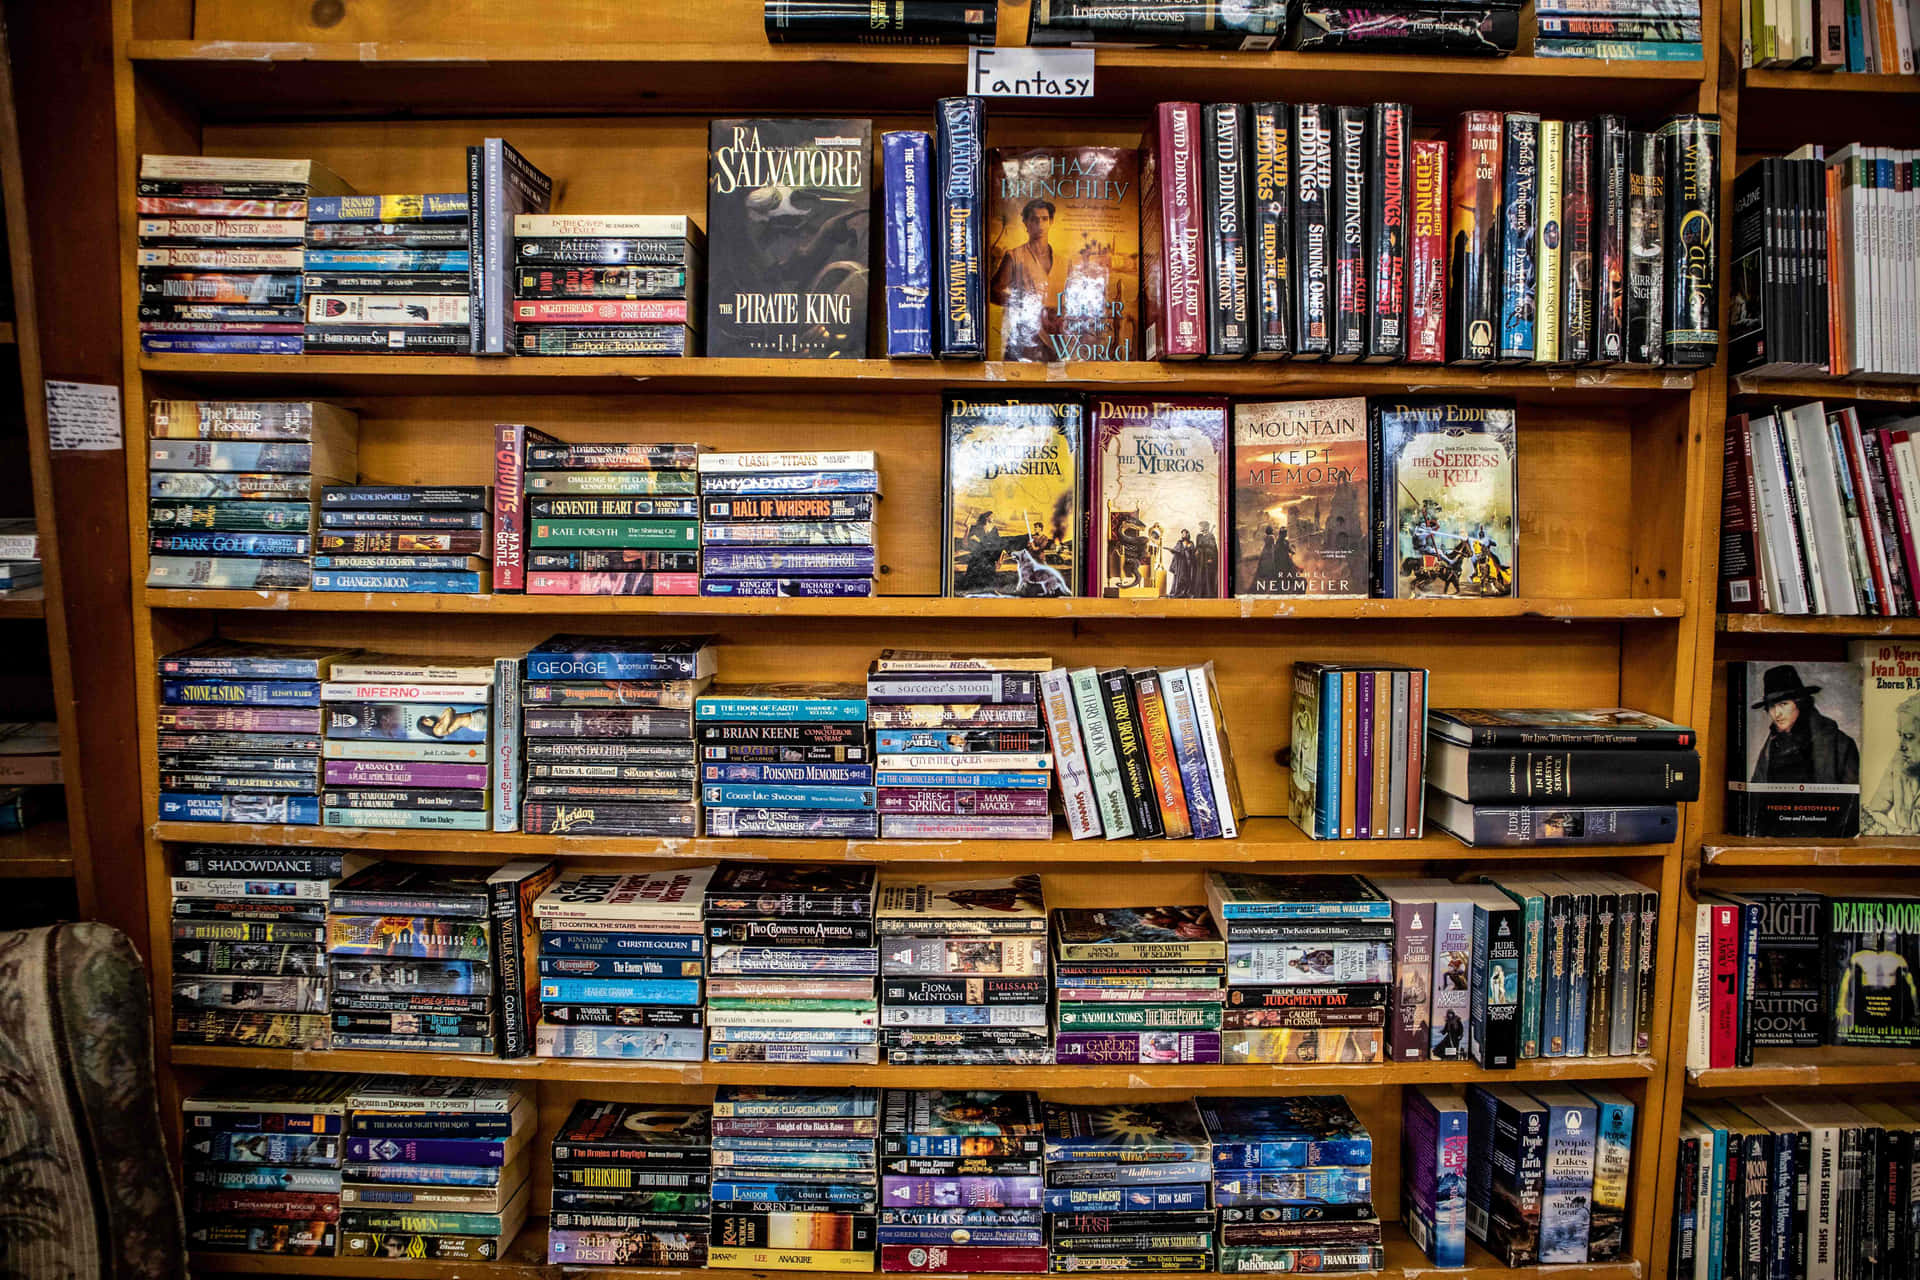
[1055,1003,1223,1031]
[528,519,700,549]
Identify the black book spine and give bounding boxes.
[1660,114,1721,368]
[1562,121,1596,364]
[1250,102,1291,358]
[1593,115,1629,363]
[1736,897,1761,1068]
[1291,103,1333,359]
[1789,158,1808,372]
[1454,749,1702,803]
[1806,157,1829,372]
[1447,109,1502,364]
[1625,129,1667,366]
[1367,102,1409,362]
[1673,1136,1699,1279]
[1497,112,1539,364]
[1098,668,1163,839]
[1633,887,1659,1054]
[1329,105,1369,361]
[936,96,987,358]
[1728,161,1767,372]
[763,0,999,43]
[1740,1133,1770,1280]
[1588,885,1615,1056]
[1203,103,1253,359]
[1789,1129,1811,1280]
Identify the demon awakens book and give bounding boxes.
[1089,396,1228,599]
[1371,398,1517,600]
[986,146,1140,362]
[1232,397,1369,597]
[706,118,872,358]
[943,394,1084,598]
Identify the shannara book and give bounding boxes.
[706,118,872,358]
[1232,397,1369,597]
[1089,396,1228,599]
[986,146,1140,362]
[1372,397,1516,599]
[943,393,1085,598]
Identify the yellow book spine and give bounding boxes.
[1536,120,1565,365]
[709,1248,879,1271]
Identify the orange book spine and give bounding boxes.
[1132,670,1192,839]
[1371,670,1391,839]
[1826,162,1846,375]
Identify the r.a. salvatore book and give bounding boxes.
[706,118,871,357]
[986,146,1140,362]
[1232,397,1368,597]
[943,393,1085,598]
[1370,397,1516,599]
[1088,396,1228,598]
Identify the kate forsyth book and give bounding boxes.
[1232,397,1369,597]
[986,146,1140,362]
[1089,396,1228,598]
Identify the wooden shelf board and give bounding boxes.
[134,354,1694,401]
[145,590,1685,621]
[0,321,17,344]
[1689,1046,1920,1088]
[1742,68,1920,93]
[129,38,1702,120]
[1703,835,1920,867]
[0,587,44,617]
[1718,613,1920,636]
[1731,375,1920,403]
[149,817,1672,863]
[0,819,72,877]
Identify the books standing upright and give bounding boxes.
[1232,397,1369,597]
[468,139,552,355]
[1088,396,1228,598]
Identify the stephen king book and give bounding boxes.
[1249,102,1291,358]
[1724,660,1861,837]
[1329,106,1369,362]
[1089,396,1229,598]
[986,146,1140,362]
[1497,112,1539,364]
[707,118,872,358]
[937,97,987,358]
[1141,102,1205,361]
[1233,397,1369,597]
[1408,138,1448,363]
[1371,397,1517,599]
[944,394,1085,597]
[1291,103,1333,360]
[1367,102,1409,363]
[1447,111,1501,364]
[1826,894,1920,1047]
[1203,103,1252,359]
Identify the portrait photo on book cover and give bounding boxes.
[1740,661,1861,836]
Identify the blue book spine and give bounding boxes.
[151,532,311,557]
[713,1136,874,1155]
[541,1026,706,1059]
[1564,891,1592,1056]
[524,653,702,681]
[310,571,482,593]
[1498,112,1539,362]
[347,1113,513,1138]
[873,771,1047,789]
[1463,1086,1500,1246]
[1543,890,1570,1056]
[695,698,868,723]
[1535,1093,1596,1263]
[346,1161,503,1186]
[307,193,469,222]
[537,956,698,978]
[540,931,705,957]
[1041,1185,1209,1213]
[1218,900,1393,921]
[538,977,702,1005]
[712,1149,871,1170]
[877,1228,1042,1247]
[1705,1126,1727,1280]
[150,440,308,471]
[313,555,474,571]
[160,657,325,680]
[1317,672,1341,839]
[934,96,986,358]
[698,470,882,497]
[1845,2,1865,69]
[141,334,305,355]
[163,679,321,707]
[1211,1137,1374,1170]
[344,1134,510,1166]
[702,763,874,785]
[702,784,877,810]
[883,130,935,359]
[1402,1089,1469,1267]
[1765,1121,1792,1280]
[701,578,876,598]
[304,249,470,270]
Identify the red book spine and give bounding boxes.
[1708,901,1739,1070]
[1407,139,1448,363]
[1720,413,1767,613]
[1143,102,1206,360]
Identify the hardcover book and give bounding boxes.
[1140,102,1205,360]
[1738,889,1826,1046]
[706,118,872,358]
[943,394,1085,597]
[986,146,1140,362]
[1232,397,1369,597]
[1447,111,1501,364]
[1725,661,1861,838]
[1852,641,1920,835]
[1371,397,1518,599]
[1088,396,1228,598]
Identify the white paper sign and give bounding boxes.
[967,48,1096,99]
[45,380,123,452]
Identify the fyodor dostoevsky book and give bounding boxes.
[1725,661,1861,838]
[706,118,872,358]
[986,146,1140,362]
[1827,894,1920,1047]
[1232,397,1368,597]
[943,394,1085,598]
[1089,396,1227,598]
[1370,397,1516,599]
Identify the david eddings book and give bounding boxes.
[943,394,1084,598]
[706,118,872,358]
[1088,396,1228,598]
[1725,661,1861,838]
[1826,894,1920,1048]
[1232,397,1368,597]
[986,146,1140,362]
[1370,398,1516,599]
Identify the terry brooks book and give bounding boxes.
[986,146,1140,362]
[1089,396,1228,599]
[707,118,872,358]
[1232,397,1369,597]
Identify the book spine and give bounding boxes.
[1355,671,1374,838]
[1592,116,1629,362]
[1561,121,1596,364]
[1449,110,1502,363]
[1142,102,1205,361]
[1721,415,1769,612]
[1329,105,1369,361]
[492,657,521,831]
[935,97,986,358]
[1498,113,1540,363]
[1390,897,1433,1062]
[1249,102,1291,358]
[1536,119,1565,364]
[1184,664,1241,840]
[1624,130,1667,366]
[493,427,530,591]
[1366,102,1408,362]
[1291,103,1333,358]
[1040,669,1100,839]
[1160,669,1220,839]
[1408,139,1448,363]
[1100,671,1163,839]
[1070,669,1133,838]
[883,130,935,359]
[1131,671,1192,839]
[1204,103,1253,359]
[1662,115,1722,367]
[1472,899,1521,1069]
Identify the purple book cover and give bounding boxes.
[324,760,489,789]
[702,546,877,577]
[1053,1032,1222,1064]
[1355,671,1374,838]
[881,1177,1042,1208]
[344,1135,513,1167]
[701,578,876,598]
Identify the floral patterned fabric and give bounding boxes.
[0,923,185,1278]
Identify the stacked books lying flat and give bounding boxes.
[510,433,704,597]
[1534,0,1702,58]
[0,516,40,595]
[182,1074,351,1257]
[1674,1094,1920,1280]
[877,1089,1046,1274]
[136,154,350,356]
[169,844,353,1050]
[512,214,704,356]
[765,0,1280,49]
[1043,1101,1216,1267]
[699,683,876,837]
[533,867,708,1063]
[516,634,714,836]
[303,192,472,356]
[1291,0,1519,52]
[869,652,1053,839]
[547,1100,713,1266]
[709,1085,882,1271]
[314,486,489,594]
[699,451,881,597]
[146,400,359,591]
[1462,1084,1635,1266]
[877,874,1052,1065]
[1051,906,1226,1065]
[1211,871,1393,1064]
[320,655,496,828]
[0,721,62,833]
[1289,662,1431,840]
[1203,1096,1382,1274]
[1425,705,1699,845]
[1743,0,1918,72]
[705,863,881,1065]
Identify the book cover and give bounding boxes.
[1402,1087,1469,1266]
[943,394,1084,597]
[883,130,936,359]
[1371,397,1518,599]
[1826,895,1920,1047]
[1660,114,1720,367]
[1430,895,1474,1059]
[1051,907,1224,961]
[1202,104,1252,359]
[1529,1088,1597,1264]
[1328,105,1369,361]
[1231,397,1369,597]
[985,146,1139,362]
[1089,396,1228,598]
[1408,138,1448,363]
[1447,110,1501,363]
[707,118,872,357]
[1725,661,1861,837]
[1382,881,1437,1061]
[1741,889,1827,1046]
[1852,641,1920,835]
[1140,102,1206,361]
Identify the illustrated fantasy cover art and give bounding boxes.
[1826,894,1920,1047]
[1042,1100,1211,1161]
[1052,906,1224,948]
[1233,398,1369,597]
[323,702,488,744]
[943,394,1085,598]
[554,1100,713,1151]
[1373,398,1516,599]
[1089,396,1228,598]
[874,874,1047,930]
[986,146,1140,362]
[705,862,878,907]
[888,1090,1046,1139]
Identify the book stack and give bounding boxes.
[1206,871,1393,1065]
[170,843,353,1050]
[698,684,875,837]
[698,451,882,598]
[1429,705,1700,844]
[520,441,703,597]
[1742,1,1918,72]
[878,1090,1047,1274]
[0,721,60,830]
[319,656,495,830]
[868,651,1055,839]
[518,635,715,836]
[1049,905,1228,1065]
[1200,1097,1381,1274]
[182,1073,352,1258]
[136,153,350,356]
[512,215,704,356]
[704,863,881,1065]
[325,862,498,1054]
[156,640,342,826]
[709,1085,881,1271]
[1533,0,1701,58]
[1288,662,1430,840]
[1466,1085,1612,1266]
[876,874,1052,1065]
[1288,0,1521,51]
[546,1100,713,1266]
[0,516,40,595]
[313,486,489,594]
[302,192,472,356]
[1041,1101,1215,1269]
[338,1077,534,1263]
[531,867,711,1063]
[146,400,359,592]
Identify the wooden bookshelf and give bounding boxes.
[1729,374,1920,403]
[0,819,72,878]
[0,587,44,617]
[1687,1046,1920,1088]
[1717,613,1920,635]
